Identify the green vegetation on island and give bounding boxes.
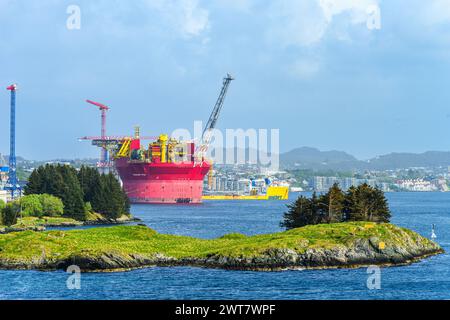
[282,183,391,229]
[0,223,442,271]
[0,182,442,272]
[1,165,134,230]
[24,164,130,221]
[1,194,64,228]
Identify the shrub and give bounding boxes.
[1,202,20,226]
[39,194,64,217]
[20,194,44,217]
[219,233,247,240]
[6,194,65,219]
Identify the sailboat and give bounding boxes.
[431,224,437,240]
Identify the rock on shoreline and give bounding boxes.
[0,223,443,272]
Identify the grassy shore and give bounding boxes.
[0,222,443,271]
[0,213,138,234]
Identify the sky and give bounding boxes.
[2,0,450,160]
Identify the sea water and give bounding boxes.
[0,192,449,300]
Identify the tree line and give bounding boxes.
[24,165,130,221]
[0,194,64,227]
[281,183,391,230]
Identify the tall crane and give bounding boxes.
[196,73,234,163]
[5,84,21,199]
[86,99,110,169]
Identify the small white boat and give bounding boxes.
[431,224,437,240]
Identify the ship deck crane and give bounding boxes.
[196,73,234,163]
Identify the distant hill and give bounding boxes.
[280,148,450,171]
[366,151,450,170]
[280,147,363,171]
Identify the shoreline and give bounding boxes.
[0,215,141,234]
[0,223,443,272]
[0,247,441,273]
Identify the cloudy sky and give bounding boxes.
[1,0,450,160]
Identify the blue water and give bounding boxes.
[1,192,449,300]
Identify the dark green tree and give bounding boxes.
[24,167,43,195]
[281,183,391,230]
[58,165,86,220]
[24,164,86,220]
[1,202,20,226]
[25,164,130,221]
[281,192,322,229]
[344,184,391,223]
[318,183,346,223]
[281,195,313,229]
[78,166,102,205]
[94,173,129,219]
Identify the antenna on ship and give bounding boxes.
[431,224,437,240]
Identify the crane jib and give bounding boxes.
[201,74,234,143]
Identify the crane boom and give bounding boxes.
[195,74,234,164]
[202,73,234,140]
[86,99,109,110]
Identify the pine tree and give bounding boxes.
[281,195,313,229]
[25,164,130,221]
[344,184,391,223]
[97,173,129,220]
[281,183,392,230]
[24,167,43,195]
[78,166,102,205]
[318,183,345,223]
[58,165,86,220]
[370,186,391,223]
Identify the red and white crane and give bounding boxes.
[86,99,110,168]
[86,99,109,139]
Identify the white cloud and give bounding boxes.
[319,0,378,24]
[144,0,209,38]
[289,59,321,79]
[269,1,328,47]
[214,0,253,12]
[421,0,450,25]
[268,0,380,47]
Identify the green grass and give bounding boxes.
[1,212,133,230]
[0,222,436,264]
[11,216,83,229]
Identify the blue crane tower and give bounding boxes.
[5,84,21,199]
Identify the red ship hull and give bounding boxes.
[115,158,211,204]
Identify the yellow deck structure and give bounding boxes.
[203,186,289,201]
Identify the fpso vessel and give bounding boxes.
[87,73,234,204]
[114,133,211,204]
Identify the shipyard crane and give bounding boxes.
[86,99,110,169]
[5,84,21,199]
[196,73,234,163]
